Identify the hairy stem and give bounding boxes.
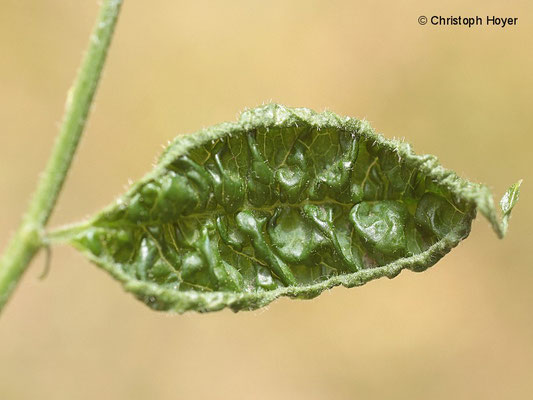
[0,0,124,313]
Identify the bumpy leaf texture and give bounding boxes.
[63,104,521,313]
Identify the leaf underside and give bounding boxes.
[63,104,520,313]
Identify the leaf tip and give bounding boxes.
[491,179,522,239]
[500,179,522,216]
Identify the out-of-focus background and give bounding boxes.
[1,1,531,399]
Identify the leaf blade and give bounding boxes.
[62,104,519,313]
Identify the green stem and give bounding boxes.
[0,0,124,313]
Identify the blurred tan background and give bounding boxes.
[1,1,532,399]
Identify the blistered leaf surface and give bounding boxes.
[62,104,520,313]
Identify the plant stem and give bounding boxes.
[0,0,124,313]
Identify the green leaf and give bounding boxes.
[56,104,521,313]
